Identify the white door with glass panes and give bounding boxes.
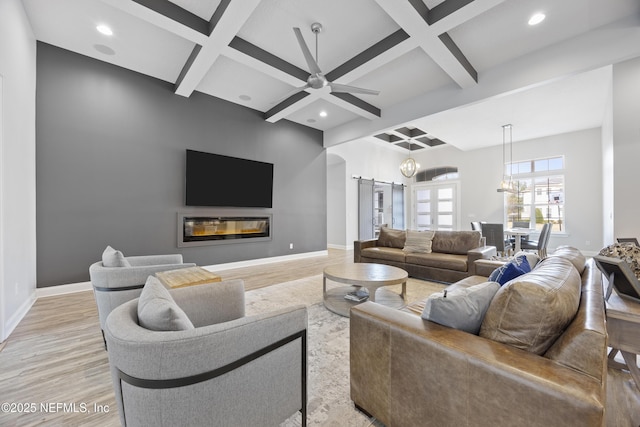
[412,183,458,230]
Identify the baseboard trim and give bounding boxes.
[327,243,353,250]
[2,293,37,342]
[35,250,330,297]
[201,250,329,272]
[37,281,93,298]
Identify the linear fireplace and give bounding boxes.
[178,214,272,247]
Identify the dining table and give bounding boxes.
[504,227,536,252]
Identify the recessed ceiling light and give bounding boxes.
[528,13,546,26]
[96,24,113,36]
[319,111,327,118]
[94,44,115,55]
[239,94,251,101]
[307,118,317,123]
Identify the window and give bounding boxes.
[505,156,564,233]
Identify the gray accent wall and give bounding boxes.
[36,42,326,287]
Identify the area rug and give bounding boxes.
[243,275,446,427]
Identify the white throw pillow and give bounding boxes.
[403,229,436,253]
[137,276,194,331]
[102,245,131,267]
[422,281,500,334]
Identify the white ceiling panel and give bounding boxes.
[237,0,400,73]
[348,47,454,108]
[23,0,195,83]
[449,0,640,72]
[285,98,362,131]
[196,55,294,112]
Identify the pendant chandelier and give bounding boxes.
[497,124,515,193]
[400,142,420,178]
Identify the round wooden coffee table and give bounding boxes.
[323,263,408,317]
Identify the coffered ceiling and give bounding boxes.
[22,0,640,151]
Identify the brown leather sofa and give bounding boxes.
[354,228,496,283]
[350,246,607,427]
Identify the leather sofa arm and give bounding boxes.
[350,302,604,427]
[467,245,497,275]
[353,239,378,263]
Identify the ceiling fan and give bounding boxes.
[276,22,380,103]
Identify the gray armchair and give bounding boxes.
[104,279,308,427]
[90,250,195,346]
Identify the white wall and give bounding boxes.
[327,140,407,248]
[612,56,640,240]
[0,0,37,342]
[601,67,615,246]
[420,129,604,253]
[327,154,347,248]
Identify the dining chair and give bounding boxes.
[481,223,512,256]
[521,223,552,258]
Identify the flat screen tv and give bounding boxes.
[185,149,273,208]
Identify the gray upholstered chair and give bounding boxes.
[104,279,308,427]
[89,247,195,347]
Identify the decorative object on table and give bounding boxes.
[344,289,369,302]
[598,242,640,281]
[156,266,221,288]
[617,237,640,246]
[594,254,640,302]
[497,124,516,193]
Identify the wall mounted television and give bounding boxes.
[185,149,273,208]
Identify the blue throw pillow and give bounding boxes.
[489,255,531,285]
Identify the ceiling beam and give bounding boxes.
[326,29,410,82]
[264,91,317,123]
[101,0,209,44]
[173,0,261,97]
[228,37,309,82]
[130,0,209,35]
[373,0,505,89]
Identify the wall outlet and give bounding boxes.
[289,243,293,249]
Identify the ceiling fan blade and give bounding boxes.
[272,84,310,105]
[293,27,322,75]
[329,82,380,96]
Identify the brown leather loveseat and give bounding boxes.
[350,246,607,427]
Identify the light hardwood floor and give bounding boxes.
[0,249,638,426]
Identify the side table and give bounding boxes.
[606,289,640,391]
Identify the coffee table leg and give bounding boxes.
[366,286,376,303]
[323,275,327,300]
[401,281,406,300]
